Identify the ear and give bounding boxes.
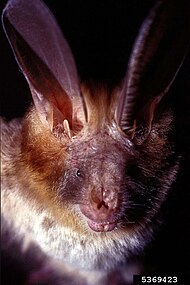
[2,0,86,132]
[115,0,190,135]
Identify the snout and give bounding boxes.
[80,187,120,232]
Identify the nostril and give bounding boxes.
[91,187,110,210]
[97,200,109,210]
[91,187,115,211]
[91,187,102,208]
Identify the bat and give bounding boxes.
[1,0,190,284]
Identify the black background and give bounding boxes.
[1,0,190,283]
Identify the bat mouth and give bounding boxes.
[87,218,118,232]
[80,204,120,232]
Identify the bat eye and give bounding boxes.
[76,169,82,177]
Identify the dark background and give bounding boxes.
[1,0,190,283]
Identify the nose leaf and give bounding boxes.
[91,187,117,211]
[103,189,118,210]
[80,187,119,232]
[91,187,104,209]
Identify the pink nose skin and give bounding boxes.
[80,187,119,232]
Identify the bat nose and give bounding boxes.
[80,187,119,231]
[90,187,118,213]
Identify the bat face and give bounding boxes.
[13,102,178,273]
[49,111,177,235]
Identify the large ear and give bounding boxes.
[2,0,86,132]
[116,0,190,134]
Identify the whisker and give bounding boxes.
[129,203,146,207]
